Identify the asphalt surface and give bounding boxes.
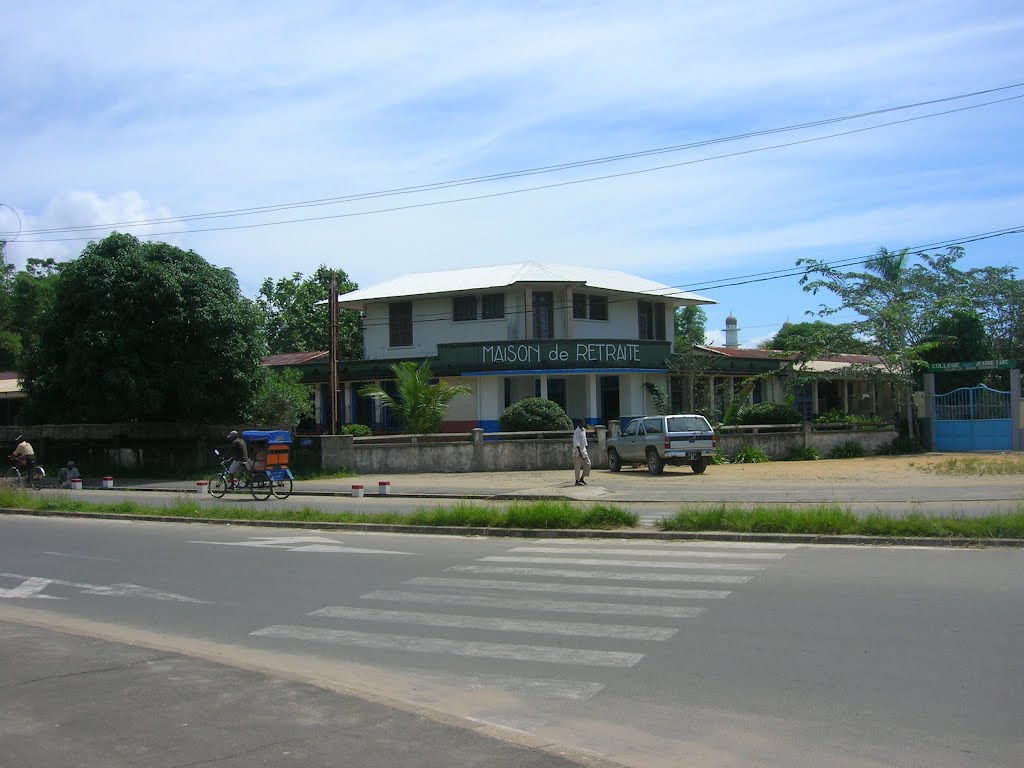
[2,458,1022,768]
[0,619,591,768]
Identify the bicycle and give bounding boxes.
[208,456,273,501]
[5,459,46,490]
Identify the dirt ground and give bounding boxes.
[710,452,1017,484]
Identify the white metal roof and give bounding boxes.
[335,261,715,309]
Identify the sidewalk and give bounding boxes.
[0,618,600,768]
[109,462,1024,515]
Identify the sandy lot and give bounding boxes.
[706,452,1019,484]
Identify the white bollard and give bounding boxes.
[70,478,83,491]
[378,480,390,496]
[351,484,364,498]
[101,476,114,489]
[196,480,209,495]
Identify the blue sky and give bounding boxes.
[2,1,1022,346]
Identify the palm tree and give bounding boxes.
[358,359,471,434]
[866,247,916,437]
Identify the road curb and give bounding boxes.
[2,507,1022,547]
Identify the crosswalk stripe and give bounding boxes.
[447,565,751,584]
[309,606,677,640]
[251,625,645,667]
[481,556,765,571]
[529,539,802,550]
[405,670,605,701]
[406,577,730,599]
[509,546,785,560]
[362,590,707,618]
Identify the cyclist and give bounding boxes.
[10,435,36,473]
[225,430,248,488]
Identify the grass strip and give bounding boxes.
[659,504,1024,539]
[919,456,1024,475]
[0,490,638,530]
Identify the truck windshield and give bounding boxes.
[667,416,710,432]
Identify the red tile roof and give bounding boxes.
[261,351,328,366]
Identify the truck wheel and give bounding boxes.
[690,460,707,474]
[607,449,621,472]
[646,449,665,475]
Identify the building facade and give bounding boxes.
[267,262,895,433]
[291,262,714,431]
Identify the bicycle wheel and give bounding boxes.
[250,471,273,501]
[209,474,228,498]
[28,466,45,490]
[4,467,20,487]
[272,477,293,500]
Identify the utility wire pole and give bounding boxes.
[328,272,339,435]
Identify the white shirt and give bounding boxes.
[573,426,589,457]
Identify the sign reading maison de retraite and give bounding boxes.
[437,340,671,371]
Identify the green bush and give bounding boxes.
[787,446,819,461]
[815,408,853,423]
[735,402,802,425]
[878,435,924,455]
[732,445,770,463]
[829,440,864,459]
[340,423,371,437]
[498,397,573,431]
[816,409,884,426]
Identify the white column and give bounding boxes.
[587,373,598,423]
[540,374,549,400]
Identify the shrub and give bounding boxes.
[829,440,864,459]
[878,436,925,455]
[340,424,371,437]
[815,408,853,423]
[816,409,885,426]
[735,402,802,425]
[732,445,770,463]
[788,446,819,461]
[709,449,729,465]
[498,397,573,432]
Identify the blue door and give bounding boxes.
[934,384,1012,451]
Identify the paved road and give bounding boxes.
[0,619,587,768]
[1,514,1021,767]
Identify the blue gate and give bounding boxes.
[933,384,1012,451]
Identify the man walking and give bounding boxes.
[573,418,591,486]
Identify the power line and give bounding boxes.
[4,84,1023,242]
[349,225,1024,331]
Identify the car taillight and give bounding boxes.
[665,438,671,450]
[712,436,717,448]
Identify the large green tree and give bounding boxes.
[674,305,707,349]
[19,232,263,422]
[0,245,59,371]
[0,241,16,369]
[359,359,471,434]
[256,266,362,358]
[764,320,871,354]
[799,247,931,435]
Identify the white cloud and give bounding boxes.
[2,1,1022,330]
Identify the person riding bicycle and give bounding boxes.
[10,435,36,471]
[225,430,248,488]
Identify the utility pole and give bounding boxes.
[328,272,339,435]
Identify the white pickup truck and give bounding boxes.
[606,414,717,474]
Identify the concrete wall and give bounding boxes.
[715,423,898,460]
[3,421,897,476]
[321,427,610,473]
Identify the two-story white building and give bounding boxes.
[322,261,715,431]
